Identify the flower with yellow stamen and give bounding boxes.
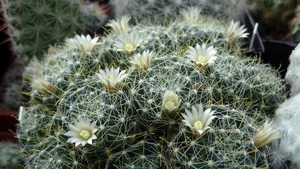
[162,90,181,113]
[186,43,218,68]
[64,118,98,147]
[114,32,141,55]
[182,104,216,136]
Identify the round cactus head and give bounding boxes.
[19,10,286,168]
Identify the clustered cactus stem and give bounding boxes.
[19,7,286,169]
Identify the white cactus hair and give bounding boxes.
[285,43,300,97]
[270,94,300,169]
[270,42,300,169]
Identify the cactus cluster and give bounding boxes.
[113,0,249,24]
[18,9,286,168]
[0,141,23,169]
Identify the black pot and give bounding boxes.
[261,40,297,79]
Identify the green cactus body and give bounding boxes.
[1,0,105,110]
[3,0,102,60]
[19,12,286,168]
[168,105,268,169]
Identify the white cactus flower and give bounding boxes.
[182,104,216,136]
[162,90,181,113]
[96,67,128,92]
[24,56,43,77]
[114,32,141,54]
[129,50,154,70]
[253,119,280,148]
[46,46,59,64]
[65,34,101,53]
[186,43,218,67]
[180,7,202,24]
[224,20,249,43]
[32,77,56,95]
[106,15,131,33]
[64,118,98,147]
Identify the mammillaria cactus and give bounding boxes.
[19,10,286,168]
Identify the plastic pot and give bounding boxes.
[261,39,297,79]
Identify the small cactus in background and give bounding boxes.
[0,56,24,110]
[2,0,104,60]
[270,42,300,169]
[18,10,286,168]
[0,141,23,169]
[1,83,23,110]
[289,5,300,42]
[0,0,107,110]
[248,0,298,41]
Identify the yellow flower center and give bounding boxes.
[109,75,114,81]
[193,121,203,130]
[80,130,92,140]
[197,56,208,63]
[166,101,175,109]
[125,43,134,51]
